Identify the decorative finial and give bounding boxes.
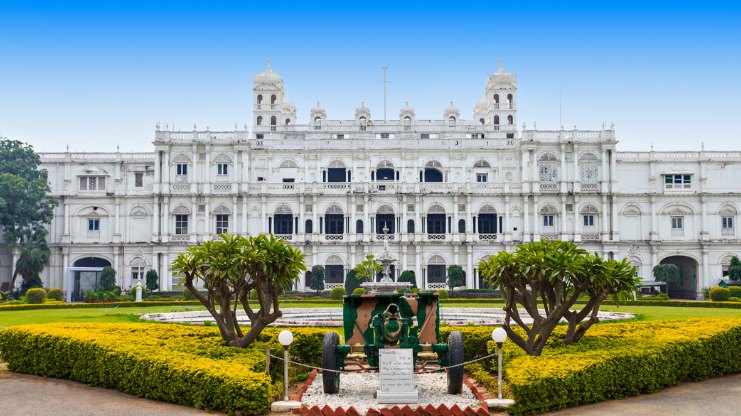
[499,56,503,68]
[650,143,654,151]
[361,100,365,108]
[702,142,705,150]
[267,57,271,68]
[193,123,197,130]
[116,145,120,152]
[66,144,69,152]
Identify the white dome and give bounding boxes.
[444,101,460,117]
[253,65,283,84]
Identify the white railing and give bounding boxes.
[376,234,395,240]
[539,183,558,192]
[171,234,190,243]
[541,233,559,241]
[478,234,497,241]
[324,234,344,241]
[170,184,191,193]
[581,233,600,241]
[274,234,293,241]
[427,234,446,241]
[426,283,447,290]
[581,183,599,192]
[212,183,232,192]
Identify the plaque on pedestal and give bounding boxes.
[376,349,419,404]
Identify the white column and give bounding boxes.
[191,197,197,242]
[574,200,581,241]
[63,198,70,236]
[161,253,170,290]
[650,196,657,241]
[204,198,211,239]
[573,144,580,193]
[466,248,474,289]
[504,196,511,241]
[114,200,121,236]
[162,199,170,243]
[521,151,529,193]
[62,253,69,299]
[113,251,121,286]
[601,149,609,193]
[701,199,709,241]
[560,199,567,239]
[415,250,422,289]
[242,198,248,234]
[523,196,530,242]
[601,198,609,242]
[152,198,160,241]
[261,198,267,234]
[701,249,709,299]
[204,146,210,193]
[559,144,567,193]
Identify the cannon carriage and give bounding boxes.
[322,291,464,394]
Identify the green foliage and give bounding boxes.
[353,254,383,282]
[710,286,731,302]
[19,275,43,293]
[728,297,741,302]
[99,267,117,291]
[145,269,159,291]
[47,288,64,301]
[309,265,325,292]
[344,269,361,293]
[352,287,366,295]
[13,228,51,290]
[182,288,196,300]
[728,256,741,281]
[25,288,46,304]
[170,233,306,348]
[329,286,345,300]
[0,323,326,415]
[728,286,741,298]
[398,270,417,288]
[479,239,639,355]
[446,265,465,289]
[437,289,449,299]
[653,263,681,284]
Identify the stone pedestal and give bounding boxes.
[270,400,302,413]
[376,349,419,405]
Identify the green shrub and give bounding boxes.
[0,323,326,416]
[352,287,366,295]
[25,288,47,304]
[728,286,741,298]
[47,288,64,302]
[99,267,117,291]
[728,297,741,302]
[710,286,730,301]
[329,286,345,300]
[183,288,196,300]
[437,289,449,299]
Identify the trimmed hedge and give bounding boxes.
[0,300,204,311]
[0,323,325,415]
[487,319,741,415]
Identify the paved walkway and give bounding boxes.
[2,362,740,415]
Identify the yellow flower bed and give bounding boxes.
[495,319,741,414]
[0,323,325,415]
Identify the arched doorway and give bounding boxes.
[71,257,112,301]
[660,256,699,299]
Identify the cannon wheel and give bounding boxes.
[447,331,464,394]
[322,332,340,394]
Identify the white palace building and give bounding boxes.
[2,63,740,299]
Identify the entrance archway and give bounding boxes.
[660,255,698,299]
[70,257,112,301]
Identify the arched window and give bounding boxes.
[257,94,263,105]
[473,160,491,168]
[376,205,395,234]
[458,219,466,233]
[540,204,558,230]
[325,255,344,284]
[448,116,456,127]
[427,255,446,284]
[506,94,513,107]
[403,116,412,131]
[580,204,599,230]
[327,160,347,183]
[305,219,313,234]
[427,205,446,234]
[478,205,498,234]
[494,115,500,125]
[280,160,298,169]
[356,219,364,234]
[285,118,291,125]
[424,161,443,183]
[270,116,277,131]
[579,153,600,189]
[274,205,293,235]
[256,116,263,126]
[493,94,499,103]
[479,118,485,126]
[314,116,322,130]
[376,160,394,181]
[325,205,344,235]
[407,219,415,233]
[270,94,277,105]
[359,116,367,131]
[507,115,514,125]
[538,153,559,184]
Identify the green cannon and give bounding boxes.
[322,291,464,394]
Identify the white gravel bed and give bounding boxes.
[299,372,481,414]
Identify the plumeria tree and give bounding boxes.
[479,239,638,356]
[171,233,306,347]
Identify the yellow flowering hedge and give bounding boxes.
[489,319,741,415]
[0,323,325,415]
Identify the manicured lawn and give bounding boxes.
[0,305,207,328]
[598,303,741,321]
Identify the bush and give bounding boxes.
[183,288,196,300]
[47,288,64,302]
[398,270,417,288]
[0,323,326,416]
[99,267,117,291]
[728,297,741,302]
[496,319,741,415]
[25,288,47,304]
[728,286,741,298]
[437,289,449,299]
[145,269,159,291]
[329,286,345,300]
[710,286,731,301]
[352,287,366,295]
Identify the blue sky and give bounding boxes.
[0,0,739,152]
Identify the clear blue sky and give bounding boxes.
[1,0,739,152]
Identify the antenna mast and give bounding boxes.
[382,66,388,122]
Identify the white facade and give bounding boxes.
[3,63,740,299]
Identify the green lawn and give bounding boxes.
[2,300,741,328]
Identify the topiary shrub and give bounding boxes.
[47,288,64,302]
[352,287,366,295]
[329,286,345,300]
[25,288,47,304]
[437,289,449,300]
[710,286,730,302]
[728,286,741,298]
[99,267,117,291]
[398,270,417,288]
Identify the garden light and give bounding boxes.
[492,327,507,399]
[279,330,294,401]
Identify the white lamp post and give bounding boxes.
[492,327,507,400]
[278,330,294,402]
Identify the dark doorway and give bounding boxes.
[660,256,699,299]
[72,257,112,301]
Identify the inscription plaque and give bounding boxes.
[377,349,418,404]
